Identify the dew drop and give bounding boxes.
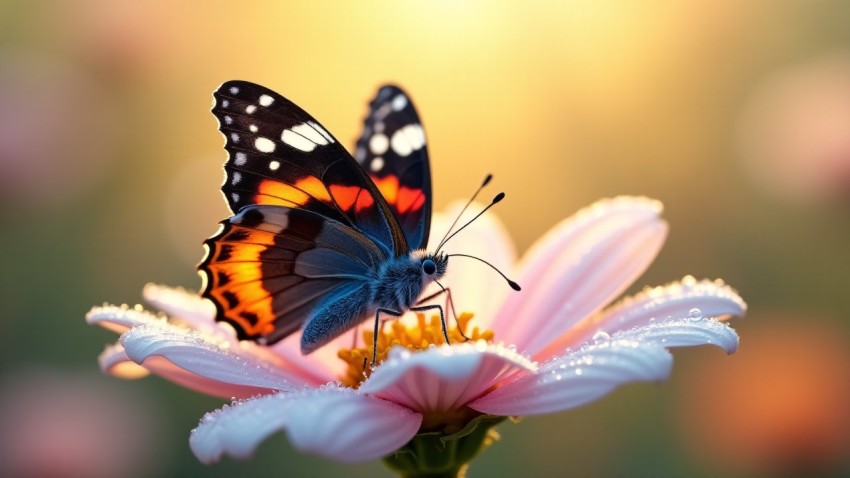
[688,308,703,321]
[592,331,611,344]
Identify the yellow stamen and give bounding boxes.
[337,312,494,388]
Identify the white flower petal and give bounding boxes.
[493,197,668,357]
[86,304,167,334]
[191,387,421,464]
[541,276,746,354]
[99,341,281,398]
[360,342,536,412]
[121,324,302,392]
[142,283,218,330]
[469,340,672,416]
[424,201,518,328]
[98,343,150,379]
[614,317,740,354]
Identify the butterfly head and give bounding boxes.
[413,250,448,281]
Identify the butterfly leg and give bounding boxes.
[409,304,450,345]
[416,288,469,340]
[372,307,404,366]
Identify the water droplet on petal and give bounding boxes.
[688,308,703,321]
[592,331,611,344]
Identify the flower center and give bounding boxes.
[337,312,494,388]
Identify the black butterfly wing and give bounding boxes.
[211,80,408,257]
[199,205,385,344]
[199,81,413,345]
[353,85,432,250]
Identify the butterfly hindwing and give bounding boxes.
[353,85,432,250]
[199,204,387,344]
[211,81,408,257]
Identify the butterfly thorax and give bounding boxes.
[371,250,447,312]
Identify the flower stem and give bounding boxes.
[383,415,504,478]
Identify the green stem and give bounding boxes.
[383,415,504,478]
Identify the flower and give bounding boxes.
[87,196,745,474]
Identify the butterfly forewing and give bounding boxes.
[353,85,432,250]
[211,81,407,256]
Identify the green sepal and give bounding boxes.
[383,414,505,478]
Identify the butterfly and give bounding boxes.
[198,81,465,362]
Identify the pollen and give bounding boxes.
[337,312,494,389]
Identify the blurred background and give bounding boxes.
[2,1,850,477]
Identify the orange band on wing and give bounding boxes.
[396,186,424,213]
[255,176,331,207]
[372,175,399,205]
[294,176,332,202]
[330,184,376,212]
[207,242,276,337]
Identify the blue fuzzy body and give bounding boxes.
[300,251,447,353]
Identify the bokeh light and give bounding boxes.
[738,53,850,206]
[676,316,850,476]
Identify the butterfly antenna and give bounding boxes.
[447,253,521,291]
[437,192,504,253]
[435,174,492,251]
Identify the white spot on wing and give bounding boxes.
[259,94,274,107]
[229,86,240,95]
[281,129,316,152]
[308,121,334,143]
[234,152,247,165]
[370,157,384,172]
[221,99,229,108]
[230,132,240,143]
[402,124,426,150]
[269,160,280,171]
[292,123,328,145]
[246,105,257,114]
[390,130,412,156]
[392,94,408,111]
[231,192,240,203]
[255,137,276,153]
[369,134,389,155]
[231,171,242,185]
[249,124,258,133]
[224,115,233,125]
[355,146,366,162]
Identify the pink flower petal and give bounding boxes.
[190,387,422,464]
[142,283,218,331]
[541,276,746,354]
[493,197,668,357]
[360,342,536,412]
[613,317,740,354]
[469,340,673,416]
[269,332,358,386]
[121,324,305,392]
[423,201,518,329]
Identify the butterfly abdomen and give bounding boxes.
[301,283,373,354]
